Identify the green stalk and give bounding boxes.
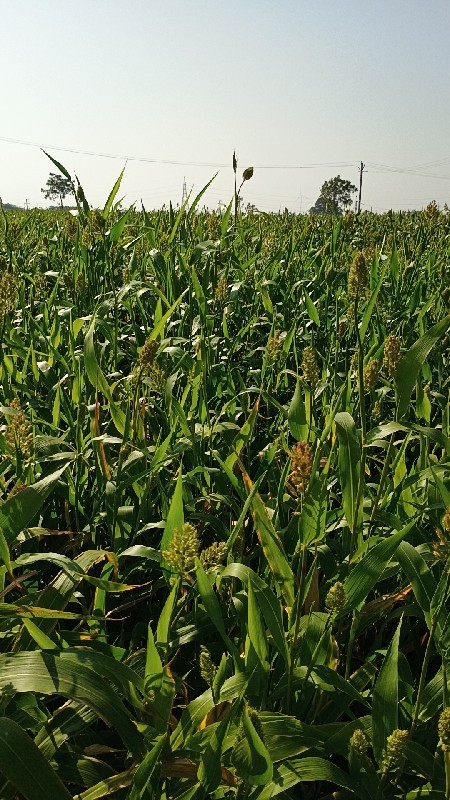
[350,295,366,560]
[345,613,359,680]
[389,619,438,792]
[411,617,436,733]
[369,432,396,527]
[443,658,450,800]
[287,543,306,714]
[298,612,333,700]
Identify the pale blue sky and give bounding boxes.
[2,0,450,211]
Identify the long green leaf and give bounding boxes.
[0,464,68,549]
[160,465,184,554]
[395,314,450,419]
[335,412,361,532]
[102,167,125,219]
[0,652,143,757]
[0,717,71,800]
[242,469,294,607]
[372,617,402,764]
[128,735,166,799]
[42,150,72,181]
[341,520,415,613]
[231,707,273,786]
[288,380,308,441]
[195,558,241,664]
[187,173,218,219]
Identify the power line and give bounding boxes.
[366,161,450,181]
[0,135,355,171]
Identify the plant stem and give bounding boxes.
[369,432,396,528]
[352,295,366,541]
[345,613,359,680]
[411,617,436,733]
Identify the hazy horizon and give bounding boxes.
[2,0,450,213]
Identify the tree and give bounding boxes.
[41,173,74,208]
[310,175,357,215]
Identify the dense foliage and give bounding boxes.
[0,164,449,800]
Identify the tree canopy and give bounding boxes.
[41,173,74,208]
[310,175,357,215]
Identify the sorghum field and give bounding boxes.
[0,163,449,800]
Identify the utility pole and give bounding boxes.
[181,177,187,205]
[25,198,29,210]
[357,161,365,213]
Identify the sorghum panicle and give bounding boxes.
[382,729,409,771]
[162,522,200,577]
[248,707,265,741]
[301,346,320,388]
[65,215,77,238]
[0,271,18,321]
[149,362,167,393]
[325,581,346,613]
[372,399,383,422]
[433,527,450,562]
[90,209,106,234]
[138,338,158,373]
[266,331,283,365]
[287,441,312,497]
[75,273,86,293]
[363,359,379,392]
[7,483,27,499]
[200,541,228,572]
[5,399,34,460]
[214,276,228,304]
[199,646,217,686]
[349,728,369,756]
[438,707,450,751]
[383,335,402,377]
[81,226,93,249]
[348,252,368,302]
[338,319,347,338]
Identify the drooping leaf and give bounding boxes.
[0,464,68,549]
[0,652,143,757]
[231,706,273,786]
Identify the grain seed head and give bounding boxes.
[382,729,409,771]
[301,346,320,388]
[162,523,200,577]
[383,335,402,378]
[325,581,346,613]
[438,708,450,751]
